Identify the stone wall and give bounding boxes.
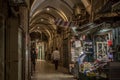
[0,1,30,80]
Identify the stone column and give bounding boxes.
[0,0,8,80]
[6,17,19,80]
[0,14,5,80]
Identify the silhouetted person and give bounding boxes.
[45,51,47,60]
[52,48,60,70]
[31,49,37,71]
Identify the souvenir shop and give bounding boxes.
[69,35,83,78]
[69,22,120,80]
[69,24,95,79]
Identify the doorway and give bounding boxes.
[36,42,45,61]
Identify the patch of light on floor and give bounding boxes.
[31,73,74,79]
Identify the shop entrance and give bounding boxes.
[36,42,45,61]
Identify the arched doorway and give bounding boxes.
[36,42,45,61]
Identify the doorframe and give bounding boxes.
[36,42,45,61]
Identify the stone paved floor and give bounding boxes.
[31,61,76,80]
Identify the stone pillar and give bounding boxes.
[0,1,29,80]
[0,0,8,80]
[19,6,29,80]
[6,17,19,80]
[0,14,5,80]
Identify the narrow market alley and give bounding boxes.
[31,61,75,80]
[0,0,120,80]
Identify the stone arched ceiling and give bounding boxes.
[29,0,91,40]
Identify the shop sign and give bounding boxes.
[83,41,93,54]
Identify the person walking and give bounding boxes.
[52,48,60,70]
[31,49,37,71]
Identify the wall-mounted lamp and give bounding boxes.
[41,19,44,21]
[46,8,50,11]
[37,27,40,29]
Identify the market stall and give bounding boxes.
[77,22,111,80]
[94,28,113,61]
[69,22,116,80]
[69,36,83,78]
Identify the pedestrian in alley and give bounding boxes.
[52,48,60,70]
[31,49,37,71]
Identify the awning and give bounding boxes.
[96,28,113,35]
[78,23,94,30]
[71,23,94,35]
[76,23,94,33]
[78,22,106,34]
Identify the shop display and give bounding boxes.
[71,48,76,62]
[83,41,93,54]
[70,36,83,62]
[79,59,108,79]
[95,31,113,61]
[77,28,113,79]
[83,40,94,62]
[96,42,108,60]
[78,52,86,65]
[69,36,83,78]
[69,22,118,80]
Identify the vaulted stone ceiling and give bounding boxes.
[29,0,86,40]
[29,0,100,41]
[29,0,120,41]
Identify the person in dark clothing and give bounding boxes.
[31,49,37,71]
